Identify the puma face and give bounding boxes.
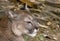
[8,10,39,37]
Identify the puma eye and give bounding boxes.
[27,21,31,23]
[27,21,32,25]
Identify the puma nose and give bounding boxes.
[35,27,38,30]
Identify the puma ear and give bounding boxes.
[8,10,18,19]
[11,24,22,36]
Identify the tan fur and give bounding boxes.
[0,10,39,41]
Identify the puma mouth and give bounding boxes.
[28,29,38,37]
